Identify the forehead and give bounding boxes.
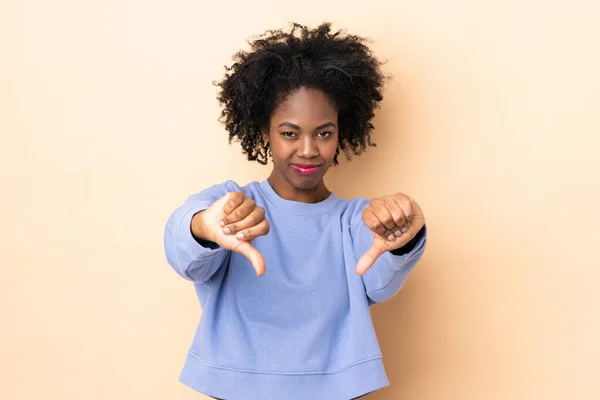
[272,88,338,123]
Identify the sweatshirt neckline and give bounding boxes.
[257,179,341,215]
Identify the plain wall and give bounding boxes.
[2,0,599,399]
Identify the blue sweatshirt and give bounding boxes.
[164,179,427,400]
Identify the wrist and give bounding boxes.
[191,211,212,242]
[390,225,425,256]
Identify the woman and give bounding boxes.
[164,22,427,400]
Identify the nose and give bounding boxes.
[297,136,319,159]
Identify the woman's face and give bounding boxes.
[264,87,339,192]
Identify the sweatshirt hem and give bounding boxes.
[179,351,390,400]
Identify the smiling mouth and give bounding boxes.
[292,164,321,175]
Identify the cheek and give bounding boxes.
[324,140,339,161]
[270,143,291,163]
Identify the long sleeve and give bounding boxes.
[164,180,243,283]
[350,202,427,304]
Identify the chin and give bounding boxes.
[286,174,323,190]
[294,180,320,190]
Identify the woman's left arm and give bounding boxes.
[350,195,428,304]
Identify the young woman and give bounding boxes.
[164,22,427,400]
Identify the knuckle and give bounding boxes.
[372,223,385,234]
[227,194,239,204]
[394,193,406,202]
[232,192,245,205]
[246,214,257,226]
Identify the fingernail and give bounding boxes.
[236,232,245,239]
[219,221,225,227]
[401,226,409,233]
[223,227,231,234]
[387,234,395,241]
[394,230,402,237]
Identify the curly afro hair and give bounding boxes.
[215,22,387,165]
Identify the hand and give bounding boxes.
[356,193,425,276]
[191,192,270,276]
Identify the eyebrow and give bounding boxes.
[278,122,337,131]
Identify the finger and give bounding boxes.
[393,194,414,223]
[370,200,396,231]
[232,241,266,277]
[222,197,256,226]
[369,202,400,241]
[356,242,387,276]
[221,192,246,215]
[222,206,265,234]
[362,209,389,238]
[234,219,270,241]
[383,197,407,234]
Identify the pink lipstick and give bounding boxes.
[292,164,320,175]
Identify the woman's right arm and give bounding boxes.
[163,181,241,283]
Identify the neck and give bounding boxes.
[267,171,331,204]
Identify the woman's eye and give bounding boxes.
[318,131,333,138]
[281,131,296,137]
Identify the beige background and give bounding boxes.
[2,0,599,399]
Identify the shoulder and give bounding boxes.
[200,180,258,193]
[194,180,242,196]
[219,180,266,202]
[337,196,372,225]
[186,180,258,203]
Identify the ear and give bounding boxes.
[261,129,269,144]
